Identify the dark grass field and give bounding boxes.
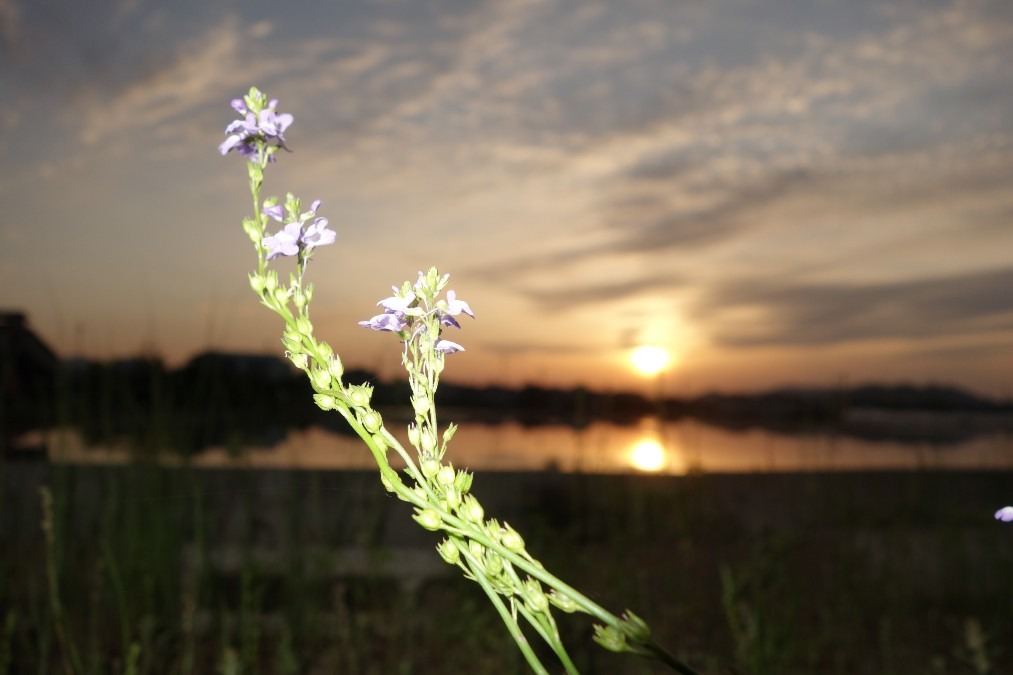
[2,462,1011,674]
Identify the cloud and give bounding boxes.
[515,272,683,312]
[0,0,20,57]
[695,266,1013,348]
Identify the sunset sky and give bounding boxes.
[2,0,1012,397]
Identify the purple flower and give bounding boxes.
[219,94,294,158]
[434,338,465,354]
[996,506,1013,522]
[263,203,285,222]
[379,291,417,313]
[445,290,474,318]
[261,199,336,260]
[263,222,303,260]
[359,312,409,333]
[302,218,336,250]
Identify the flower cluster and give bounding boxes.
[359,270,474,354]
[262,194,336,261]
[218,91,293,160]
[221,87,695,675]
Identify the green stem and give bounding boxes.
[515,603,579,675]
[456,540,550,675]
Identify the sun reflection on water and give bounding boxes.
[629,437,667,472]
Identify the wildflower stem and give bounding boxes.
[515,602,579,675]
[456,541,551,675]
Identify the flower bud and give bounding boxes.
[459,495,484,524]
[408,423,421,448]
[273,287,289,305]
[454,469,473,495]
[500,523,525,553]
[295,315,313,337]
[592,625,627,653]
[484,550,504,577]
[548,591,579,613]
[411,395,430,415]
[293,289,307,311]
[288,351,308,371]
[436,464,456,486]
[264,272,278,293]
[248,273,266,293]
[619,611,651,644]
[312,367,331,391]
[315,341,333,359]
[420,455,440,479]
[437,538,460,565]
[328,355,343,380]
[443,484,461,510]
[313,394,336,411]
[483,518,501,543]
[469,540,484,560]
[420,427,437,454]
[524,578,548,614]
[412,508,442,531]
[347,385,372,407]
[360,410,382,434]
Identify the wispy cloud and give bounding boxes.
[696,266,1013,348]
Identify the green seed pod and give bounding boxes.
[592,625,628,653]
[437,538,460,565]
[453,469,473,494]
[289,352,309,371]
[347,385,372,407]
[328,355,343,380]
[436,464,456,486]
[412,508,442,531]
[460,495,484,524]
[408,424,421,448]
[361,410,382,433]
[500,523,525,553]
[313,394,335,411]
[295,315,313,337]
[484,550,504,577]
[619,610,651,643]
[420,428,437,454]
[524,578,548,614]
[411,395,430,415]
[548,591,579,613]
[420,455,440,479]
[315,341,333,359]
[443,485,461,510]
[248,273,266,293]
[312,367,330,390]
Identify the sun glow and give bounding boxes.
[630,345,671,377]
[630,438,666,472]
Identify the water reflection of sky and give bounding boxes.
[48,418,1013,474]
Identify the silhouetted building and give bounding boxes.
[1,312,58,442]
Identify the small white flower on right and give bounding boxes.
[995,506,1013,522]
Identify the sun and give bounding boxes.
[630,345,671,377]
